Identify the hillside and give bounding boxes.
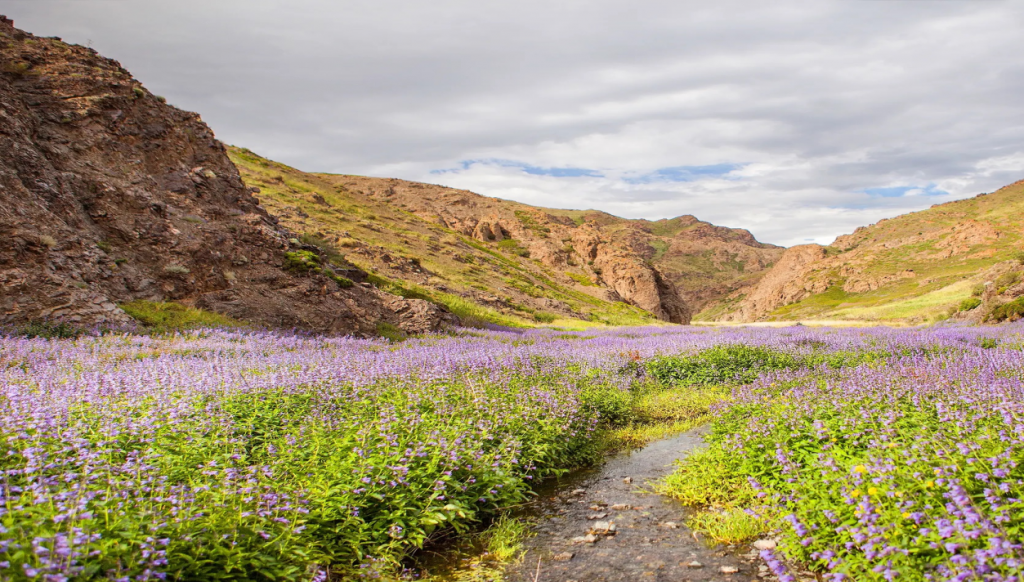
[228,147,783,326]
[708,179,1024,324]
[0,16,454,336]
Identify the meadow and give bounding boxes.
[1,322,1023,580]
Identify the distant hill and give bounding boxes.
[228,147,784,326]
[708,179,1024,324]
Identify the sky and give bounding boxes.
[6,1,1024,246]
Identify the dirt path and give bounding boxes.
[506,427,769,582]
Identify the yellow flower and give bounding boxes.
[868,487,879,496]
[902,512,911,519]
[896,491,904,498]
[851,489,861,498]
[925,480,934,489]
[887,442,897,449]
[854,465,868,474]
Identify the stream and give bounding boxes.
[416,427,778,582]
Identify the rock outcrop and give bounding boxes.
[715,180,1024,323]
[720,245,828,322]
[0,17,453,335]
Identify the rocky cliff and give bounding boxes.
[0,17,454,335]
[714,179,1024,323]
[334,173,691,322]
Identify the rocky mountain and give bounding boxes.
[229,147,784,326]
[712,179,1024,324]
[0,16,455,336]
[0,16,789,334]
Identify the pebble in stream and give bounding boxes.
[507,427,774,582]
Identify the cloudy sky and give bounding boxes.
[7,1,1024,246]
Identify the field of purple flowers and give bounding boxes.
[663,323,1024,581]
[2,322,1022,581]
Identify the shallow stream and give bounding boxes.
[416,427,772,582]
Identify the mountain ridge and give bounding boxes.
[707,179,1024,324]
[227,146,786,327]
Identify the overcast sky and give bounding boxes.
[7,1,1024,246]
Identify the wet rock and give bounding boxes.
[753,539,777,551]
[660,521,679,529]
[570,489,586,496]
[610,503,631,511]
[587,513,608,520]
[570,534,599,544]
[623,476,632,484]
[686,560,703,568]
[552,552,574,562]
[720,565,740,574]
[589,521,616,535]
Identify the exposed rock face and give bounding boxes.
[720,245,828,322]
[716,180,1024,322]
[571,226,690,323]
[0,17,453,335]
[320,175,695,323]
[382,295,460,334]
[954,261,1024,324]
[621,216,784,311]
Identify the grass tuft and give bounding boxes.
[120,300,241,332]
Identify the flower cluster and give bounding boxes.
[688,322,1024,581]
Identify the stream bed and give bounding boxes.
[416,427,777,582]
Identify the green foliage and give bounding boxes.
[567,272,596,287]
[300,233,349,265]
[364,271,533,329]
[497,238,530,257]
[2,60,32,75]
[513,210,551,237]
[282,250,321,274]
[323,268,354,288]
[483,515,531,562]
[121,300,242,331]
[959,297,982,311]
[375,321,407,342]
[686,508,773,544]
[987,297,1024,322]
[96,240,112,253]
[532,311,557,323]
[971,283,987,297]
[659,447,758,507]
[994,271,1021,289]
[646,345,801,386]
[15,321,85,339]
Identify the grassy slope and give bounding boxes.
[760,180,1024,323]
[227,147,660,328]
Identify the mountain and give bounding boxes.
[709,179,1024,324]
[227,147,784,326]
[0,15,796,334]
[0,16,455,336]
